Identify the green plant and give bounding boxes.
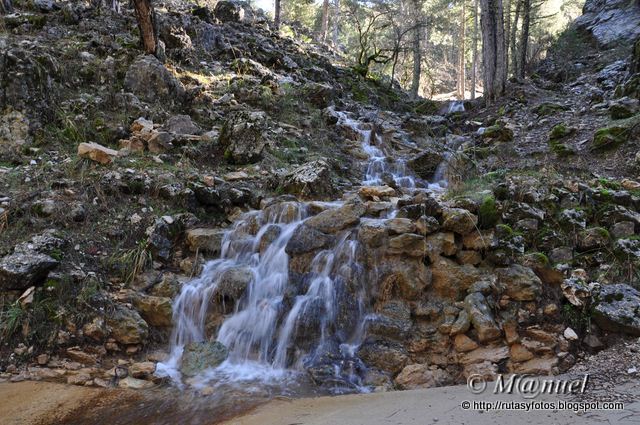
[114,240,153,285]
[478,195,499,229]
[0,302,25,339]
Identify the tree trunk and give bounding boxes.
[1,0,13,14]
[511,0,521,77]
[458,0,466,100]
[410,7,422,98]
[274,0,282,30]
[133,0,156,56]
[332,0,340,47]
[320,0,330,42]
[504,0,511,77]
[471,0,478,99]
[480,0,506,104]
[518,0,530,79]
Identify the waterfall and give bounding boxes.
[157,109,447,391]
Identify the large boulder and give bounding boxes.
[0,252,58,290]
[214,0,255,23]
[406,149,444,180]
[186,228,226,255]
[593,284,640,336]
[219,112,267,164]
[442,208,478,235]
[285,224,335,255]
[180,341,229,377]
[124,55,185,104]
[217,266,253,300]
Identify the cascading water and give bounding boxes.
[157,109,446,393]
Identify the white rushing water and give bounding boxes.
[157,109,445,392]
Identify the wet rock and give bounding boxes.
[496,264,542,301]
[118,376,155,389]
[129,362,156,379]
[78,142,118,165]
[387,233,427,257]
[593,284,640,336]
[283,159,333,198]
[406,150,444,180]
[358,221,387,247]
[394,364,450,390]
[106,306,149,345]
[134,295,173,327]
[365,301,412,340]
[180,341,229,377]
[305,201,366,233]
[186,228,225,255]
[0,252,58,290]
[464,293,501,343]
[124,55,185,103]
[442,208,478,235]
[286,224,335,255]
[357,339,409,375]
[217,266,253,300]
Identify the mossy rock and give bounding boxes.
[616,75,640,100]
[532,102,569,116]
[414,100,439,115]
[549,123,575,141]
[549,141,575,157]
[478,195,499,229]
[592,126,628,151]
[180,341,229,377]
[482,124,513,142]
[609,104,635,120]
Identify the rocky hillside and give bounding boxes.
[0,0,639,405]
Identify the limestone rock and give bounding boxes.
[107,306,149,345]
[394,364,450,390]
[124,55,185,103]
[134,295,173,327]
[496,264,542,301]
[442,208,478,235]
[387,233,427,257]
[593,284,640,336]
[78,142,118,165]
[357,339,409,375]
[464,292,501,343]
[305,201,366,233]
[180,341,229,377]
[0,252,58,290]
[283,159,334,198]
[186,228,226,255]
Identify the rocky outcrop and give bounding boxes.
[124,55,185,104]
[593,284,640,336]
[574,0,640,47]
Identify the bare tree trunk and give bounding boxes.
[504,0,511,77]
[332,0,340,47]
[1,0,13,14]
[458,0,466,100]
[320,0,330,42]
[511,0,521,77]
[274,0,282,30]
[471,0,478,99]
[518,0,530,79]
[133,0,156,55]
[480,0,506,105]
[410,2,423,99]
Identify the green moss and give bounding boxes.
[609,104,635,120]
[549,123,574,141]
[549,141,575,157]
[414,100,439,115]
[592,126,627,151]
[532,102,569,116]
[478,195,499,229]
[482,124,513,142]
[496,223,514,236]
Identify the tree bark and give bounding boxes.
[410,2,423,99]
[133,0,156,56]
[504,0,511,77]
[274,0,282,30]
[510,0,521,77]
[518,0,530,79]
[480,0,506,104]
[332,0,340,47]
[458,0,466,100]
[471,0,478,100]
[320,0,330,42]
